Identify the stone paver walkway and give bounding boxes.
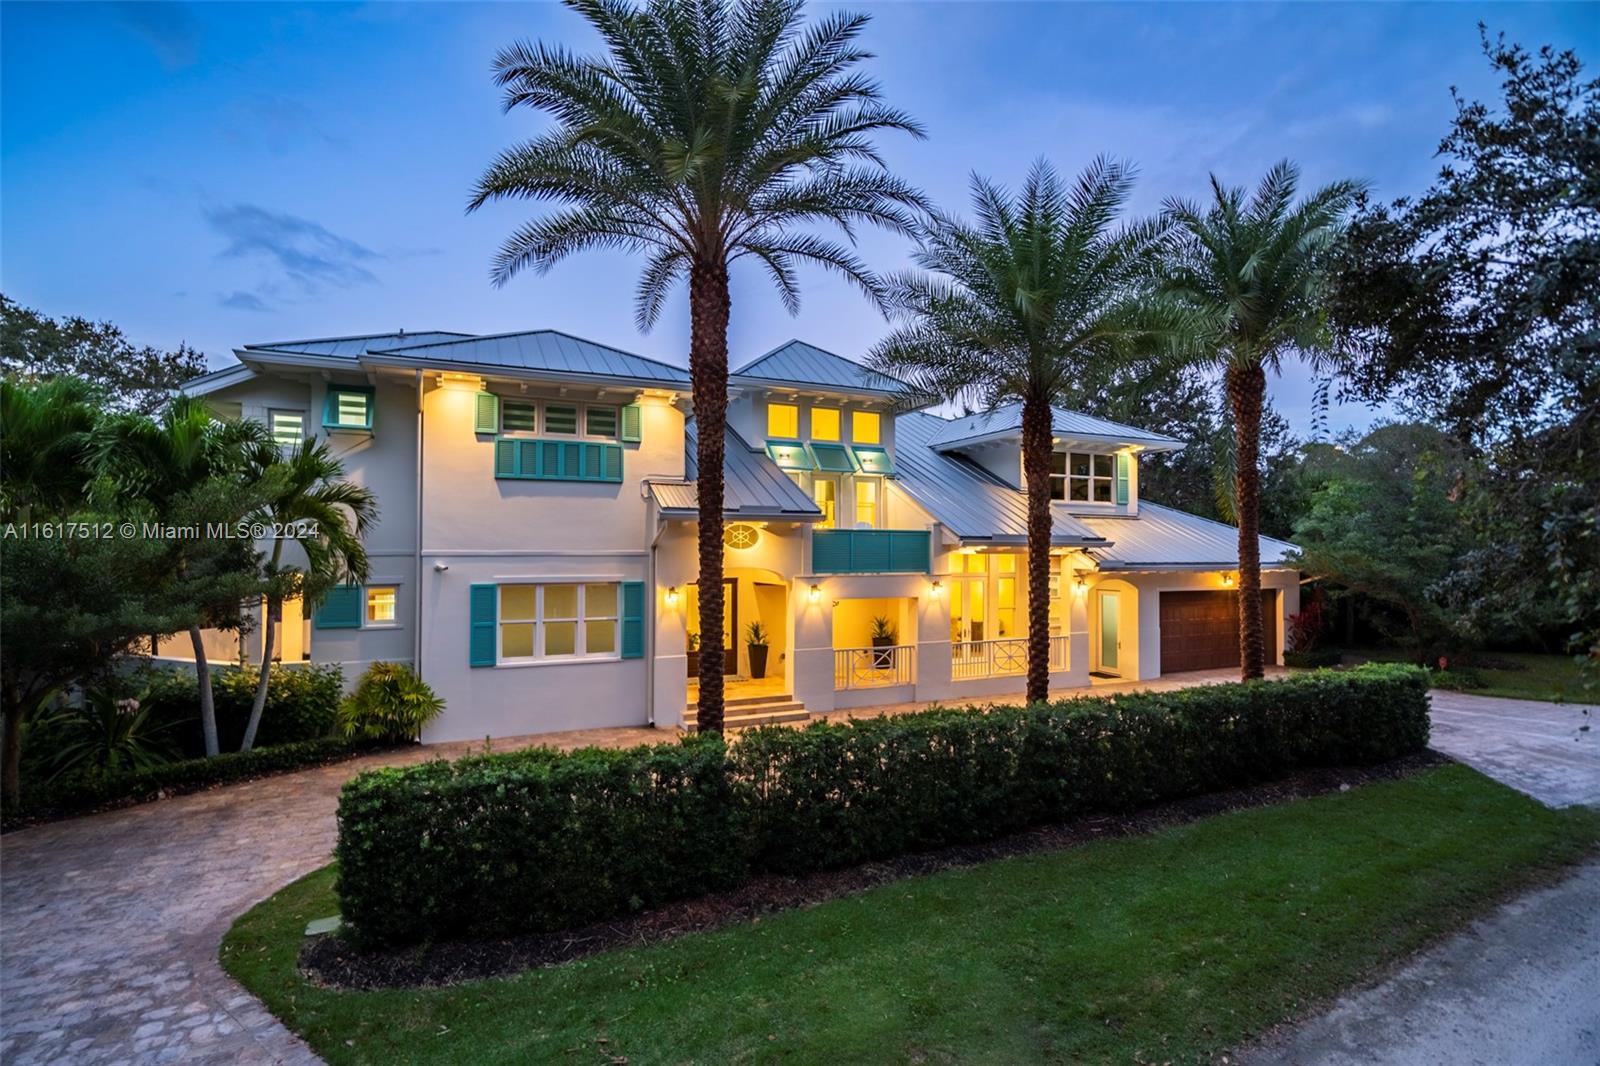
[0,726,657,1066]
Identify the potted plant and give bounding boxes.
[869,615,897,668]
[745,621,770,679]
[686,631,700,676]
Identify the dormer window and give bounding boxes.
[767,402,799,438]
[851,410,881,444]
[811,407,841,441]
[1051,451,1115,502]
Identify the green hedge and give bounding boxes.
[335,664,1431,948]
[139,663,343,756]
[4,736,376,828]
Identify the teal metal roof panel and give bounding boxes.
[732,340,909,396]
[245,331,472,359]
[1076,503,1299,568]
[929,402,1184,452]
[656,424,822,518]
[367,330,690,387]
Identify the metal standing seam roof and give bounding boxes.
[928,402,1185,452]
[891,412,1107,546]
[731,339,910,397]
[360,329,691,388]
[1075,502,1299,569]
[243,331,474,359]
[363,330,690,388]
[651,423,823,519]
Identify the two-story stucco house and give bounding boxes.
[180,328,1300,739]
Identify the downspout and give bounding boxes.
[414,370,424,676]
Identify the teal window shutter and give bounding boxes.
[494,439,519,478]
[314,585,362,629]
[469,584,497,666]
[603,444,623,482]
[809,442,856,473]
[475,393,499,434]
[322,385,374,431]
[518,440,539,478]
[1115,453,1131,505]
[620,404,642,442]
[620,581,645,658]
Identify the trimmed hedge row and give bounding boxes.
[335,664,1430,947]
[3,736,379,829]
[139,663,344,757]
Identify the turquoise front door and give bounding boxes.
[1098,593,1120,673]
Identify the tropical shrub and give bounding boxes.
[138,663,342,756]
[31,688,178,782]
[336,664,1430,948]
[336,663,445,743]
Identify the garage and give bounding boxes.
[1159,590,1277,673]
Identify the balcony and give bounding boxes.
[812,529,930,574]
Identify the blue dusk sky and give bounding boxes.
[2,1,1594,434]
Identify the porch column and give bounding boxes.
[1062,568,1091,688]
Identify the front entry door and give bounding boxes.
[1096,591,1121,676]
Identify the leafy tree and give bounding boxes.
[239,440,376,752]
[1328,28,1598,660]
[869,160,1188,704]
[0,375,98,521]
[1161,162,1362,679]
[87,396,274,756]
[466,0,924,732]
[1291,423,1471,660]
[1,294,206,415]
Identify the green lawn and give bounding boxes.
[1358,649,1596,702]
[222,765,1598,1065]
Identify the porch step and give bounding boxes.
[681,699,809,732]
[686,691,793,712]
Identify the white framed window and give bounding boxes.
[813,475,840,529]
[1050,451,1115,503]
[544,403,579,435]
[268,409,305,451]
[851,410,881,444]
[498,582,620,662]
[585,405,619,439]
[501,399,537,434]
[853,477,880,529]
[365,587,397,626]
[810,407,841,441]
[768,402,799,438]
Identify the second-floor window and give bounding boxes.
[811,407,841,441]
[1051,451,1114,502]
[268,409,304,451]
[500,399,618,439]
[854,478,879,528]
[768,402,799,438]
[852,411,881,444]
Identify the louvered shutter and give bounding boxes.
[475,393,499,434]
[620,581,645,658]
[469,584,497,666]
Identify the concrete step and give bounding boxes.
[681,702,809,732]
[686,692,794,712]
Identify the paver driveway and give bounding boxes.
[0,727,657,1066]
[1426,690,1598,807]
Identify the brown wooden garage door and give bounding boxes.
[1159,590,1277,674]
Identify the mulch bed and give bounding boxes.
[302,751,1451,990]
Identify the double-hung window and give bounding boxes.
[1050,451,1114,502]
[498,583,620,662]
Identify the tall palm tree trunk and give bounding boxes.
[1020,396,1054,704]
[1226,362,1267,680]
[689,260,731,734]
[241,539,285,752]
[188,625,220,756]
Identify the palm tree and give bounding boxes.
[869,159,1191,705]
[466,0,924,733]
[0,376,97,522]
[1161,161,1361,680]
[238,439,377,751]
[88,395,271,756]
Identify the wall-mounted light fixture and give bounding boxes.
[438,371,485,392]
[930,579,944,595]
[1074,573,1088,596]
[808,583,822,604]
[1221,572,1236,588]
[665,586,679,606]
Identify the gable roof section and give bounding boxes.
[179,362,257,397]
[1075,502,1299,569]
[244,331,473,359]
[929,402,1183,452]
[732,339,908,398]
[892,412,1106,546]
[364,330,689,389]
[650,423,823,519]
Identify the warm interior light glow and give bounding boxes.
[439,372,485,392]
[1221,572,1236,587]
[931,579,944,595]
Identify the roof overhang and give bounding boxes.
[359,351,691,395]
[179,363,257,397]
[729,375,929,408]
[935,427,1184,454]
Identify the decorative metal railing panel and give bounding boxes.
[950,635,1069,680]
[833,644,915,689]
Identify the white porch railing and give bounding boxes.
[834,644,915,689]
[951,635,1069,680]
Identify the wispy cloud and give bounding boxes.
[204,203,379,293]
[219,290,270,312]
[103,1,200,69]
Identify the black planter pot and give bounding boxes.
[748,644,769,679]
[686,650,700,676]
